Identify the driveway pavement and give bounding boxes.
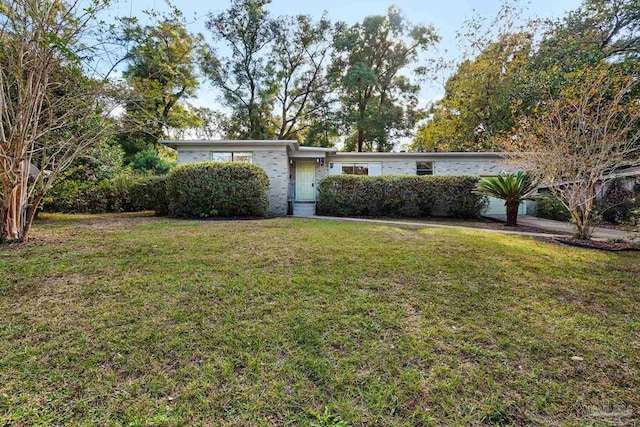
[485,215,640,242]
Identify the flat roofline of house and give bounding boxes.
[330,151,509,158]
[297,146,337,153]
[159,139,299,149]
[160,140,511,159]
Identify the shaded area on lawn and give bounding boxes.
[1,213,639,425]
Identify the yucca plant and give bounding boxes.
[475,172,537,226]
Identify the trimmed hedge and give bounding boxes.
[44,173,168,215]
[130,176,168,215]
[317,175,487,218]
[535,194,571,222]
[598,178,639,224]
[44,173,136,214]
[166,162,269,218]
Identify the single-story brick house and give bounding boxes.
[160,139,526,217]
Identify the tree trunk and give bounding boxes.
[505,200,519,226]
[0,204,9,244]
[357,128,364,152]
[570,184,595,240]
[571,207,592,240]
[20,192,45,243]
[574,223,592,240]
[1,162,31,243]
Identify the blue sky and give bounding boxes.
[107,0,583,110]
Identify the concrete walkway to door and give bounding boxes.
[485,215,640,242]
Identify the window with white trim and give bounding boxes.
[210,152,253,163]
[232,152,253,163]
[337,162,382,176]
[342,163,369,175]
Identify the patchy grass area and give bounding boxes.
[1,213,639,426]
[359,216,566,235]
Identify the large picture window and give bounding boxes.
[342,163,369,175]
[329,162,381,176]
[232,152,253,163]
[210,152,253,163]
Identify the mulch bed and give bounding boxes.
[555,238,640,251]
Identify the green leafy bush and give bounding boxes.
[44,173,134,213]
[44,173,167,214]
[598,178,638,224]
[130,176,168,215]
[132,149,176,175]
[317,175,487,218]
[535,194,571,221]
[96,173,136,212]
[475,172,536,226]
[166,162,269,218]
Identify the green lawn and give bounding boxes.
[1,213,639,426]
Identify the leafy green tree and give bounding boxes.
[202,0,279,140]
[523,0,640,120]
[475,172,536,226]
[534,0,638,76]
[415,0,639,153]
[0,0,114,242]
[302,99,340,147]
[131,149,175,175]
[75,140,125,182]
[117,6,204,158]
[203,1,335,142]
[505,63,640,240]
[412,0,533,152]
[331,7,439,152]
[190,107,227,139]
[415,33,532,152]
[271,14,334,141]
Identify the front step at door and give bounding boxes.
[293,203,316,217]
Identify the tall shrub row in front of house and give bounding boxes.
[165,162,270,218]
[44,174,168,215]
[129,176,169,215]
[317,175,487,218]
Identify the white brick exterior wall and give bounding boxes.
[434,159,516,176]
[177,150,210,164]
[380,160,417,175]
[326,157,516,177]
[254,150,289,216]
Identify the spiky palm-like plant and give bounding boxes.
[475,172,536,226]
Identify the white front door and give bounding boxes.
[295,161,316,201]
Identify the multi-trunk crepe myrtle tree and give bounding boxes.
[0,0,115,242]
[505,64,640,240]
